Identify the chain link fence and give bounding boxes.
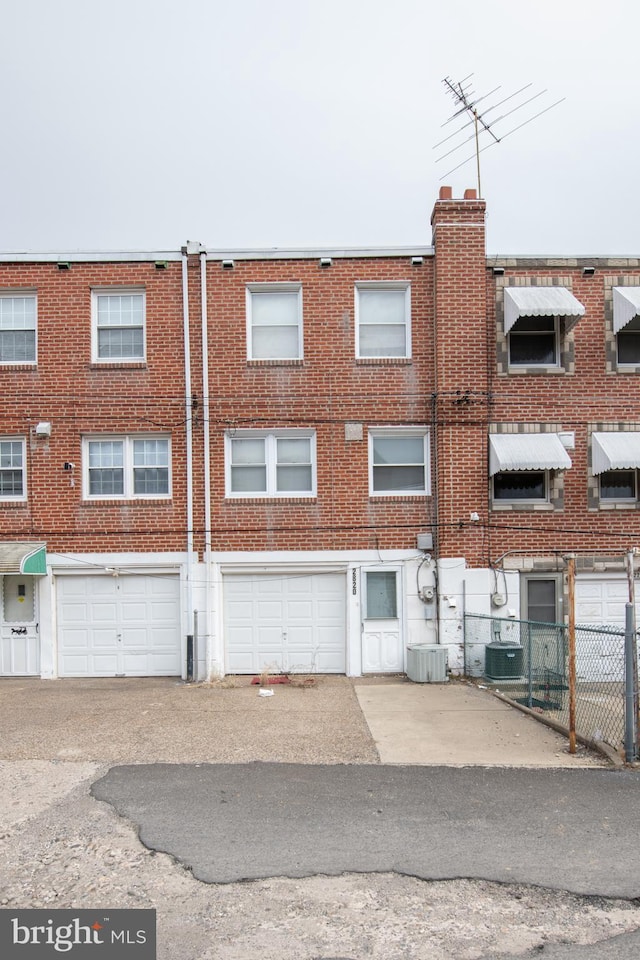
[463,613,629,752]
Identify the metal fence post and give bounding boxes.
[566,555,577,754]
[625,603,638,763]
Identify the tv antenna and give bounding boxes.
[435,75,565,197]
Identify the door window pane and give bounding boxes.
[366,571,398,619]
[3,576,35,622]
[527,579,557,623]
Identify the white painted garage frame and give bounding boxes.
[223,569,347,674]
[57,573,182,677]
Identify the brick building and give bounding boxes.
[1,189,639,679]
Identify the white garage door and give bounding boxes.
[575,576,639,681]
[57,575,181,677]
[224,571,346,674]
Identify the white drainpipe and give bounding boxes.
[181,249,194,676]
[200,250,215,677]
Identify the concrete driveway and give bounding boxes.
[354,679,609,766]
[0,674,608,767]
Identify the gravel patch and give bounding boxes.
[0,676,378,765]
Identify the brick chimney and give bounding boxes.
[431,187,488,560]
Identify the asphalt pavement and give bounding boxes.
[92,762,640,896]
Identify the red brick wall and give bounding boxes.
[0,261,188,553]
[0,253,437,558]
[441,261,640,566]
[202,255,436,552]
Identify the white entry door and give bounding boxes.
[0,575,39,676]
[361,569,403,673]
[57,574,181,677]
[224,571,346,674]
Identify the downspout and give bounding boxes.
[200,250,215,678]
[181,249,194,677]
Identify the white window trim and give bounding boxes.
[91,287,146,363]
[225,429,316,498]
[0,290,37,366]
[0,437,27,502]
[368,426,430,497]
[82,435,171,500]
[245,283,303,361]
[507,315,560,369]
[355,281,411,360]
[492,470,550,504]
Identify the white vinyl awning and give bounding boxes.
[0,541,47,575]
[592,432,640,475]
[612,287,640,334]
[503,287,586,333]
[489,434,572,476]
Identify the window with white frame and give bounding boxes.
[508,316,559,367]
[226,430,315,497]
[84,436,170,499]
[92,289,145,361]
[0,439,26,500]
[369,428,429,495]
[0,293,36,364]
[493,471,548,502]
[356,283,411,358]
[246,284,302,360]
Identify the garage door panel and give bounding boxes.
[317,599,344,619]
[92,602,119,622]
[120,601,149,621]
[288,577,313,593]
[256,600,284,619]
[151,628,181,648]
[575,576,639,681]
[256,626,285,644]
[288,600,313,619]
[58,575,181,677]
[224,571,346,674]
[288,626,313,646]
[92,629,119,649]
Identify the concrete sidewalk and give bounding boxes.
[354,679,607,766]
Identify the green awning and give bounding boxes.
[0,542,47,575]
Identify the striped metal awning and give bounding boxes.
[503,287,586,333]
[612,287,640,334]
[489,434,572,476]
[592,432,640,474]
[0,542,47,575]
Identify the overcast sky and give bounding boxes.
[2,0,638,255]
